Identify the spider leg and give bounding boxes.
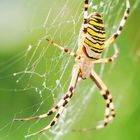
[90,70,115,129]
[77,0,89,53]
[93,44,119,64]
[46,38,80,59]
[83,0,89,34]
[43,64,80,116]
[25,106,65,138]
[46,64,80,117]
[19,65,80,138]
[73,70,115,132]
[14,107,58,121]
[105,0,130,47]
[14,65,80,124]
[70,64,114,132]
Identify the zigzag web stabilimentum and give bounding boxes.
[0,0,139,140]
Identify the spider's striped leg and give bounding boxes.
[46,38,80,59]
[83,0,89,34]
[19,65,80,138]
[93,44,119,64]
[90,70,115,129]
[14,106,59,121]
[105,0,130,47]
[45,64,80,117]
[40,64,81,117]
[73,70,115,132]
[25,106,65,138]
[14,65,80,123]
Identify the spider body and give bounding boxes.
[79,12,105,60]
[77,13,105,79]
[15,0,130,137]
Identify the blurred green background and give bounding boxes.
[0,0,140,140]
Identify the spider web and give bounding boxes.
[0,0,139,140]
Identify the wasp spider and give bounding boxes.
[15,0,130,137]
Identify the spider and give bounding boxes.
[14,0,130,138]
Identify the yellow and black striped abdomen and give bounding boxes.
[83,13,106,59]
